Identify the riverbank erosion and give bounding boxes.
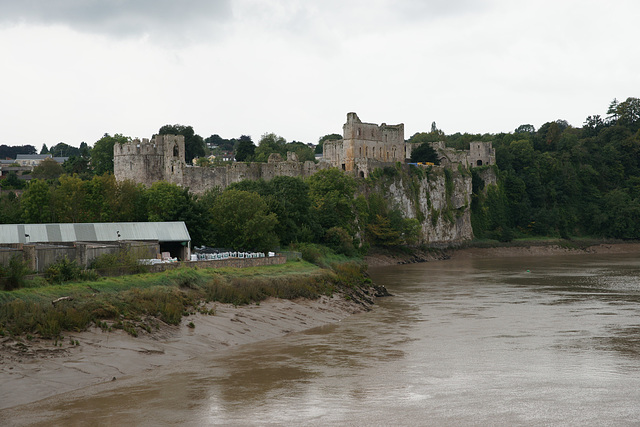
[0,260,384,411]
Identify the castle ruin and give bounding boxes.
[114,113,495,193]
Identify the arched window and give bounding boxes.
[477,160,483,166]
[173,145,179,157]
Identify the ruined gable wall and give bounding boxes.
[322,140,345,168]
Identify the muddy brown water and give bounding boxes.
[6,253,640,426]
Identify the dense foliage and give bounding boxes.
[469,97,640,240]
[2,96,639,249]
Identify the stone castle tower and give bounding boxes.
[113,134,186,188]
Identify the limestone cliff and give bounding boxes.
[363,165,474,245]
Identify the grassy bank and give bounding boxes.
[0,259,373,339]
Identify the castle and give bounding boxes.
[114,113,495,193]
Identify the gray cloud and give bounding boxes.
[0,0,232,40]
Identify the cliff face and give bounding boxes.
[365,166,474,245]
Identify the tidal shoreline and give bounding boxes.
[0,294,370,413]
[2,241,639,415]
[363,241,640,267]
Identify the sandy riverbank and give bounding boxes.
[0,294,368,412]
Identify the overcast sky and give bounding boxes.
[1,0,638,148]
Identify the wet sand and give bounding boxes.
[0,295,366,412]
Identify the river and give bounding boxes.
[9,252,640,426]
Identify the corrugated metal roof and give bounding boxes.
[0,222,191,245]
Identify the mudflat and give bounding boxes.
[0,295,366,412]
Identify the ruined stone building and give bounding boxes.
[322,112,495,176]
[114,134,328,194]
[467,141,496,166]
[114,112,495,193]
[323,112,410,178]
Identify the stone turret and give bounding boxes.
[114,134,186,187]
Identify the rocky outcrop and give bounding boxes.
[364,165,474,245]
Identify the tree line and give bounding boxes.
[465,97,640,240]
[0,169,420,253]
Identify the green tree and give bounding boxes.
[254,133,287,162]
[62,154,92,178]
[21,179,53,223]
[158,124,205,163]
[209,189,278,252]
[0,172,24,190]
[145,181,188,222]
[366,214,402,246]
[615,97,640,130]
[53,174,86,222]
[92,133,129,176]
[143,181,209,246]
[515,124,535,134]
[234,135,255,162]
[49,142,80,157]
[0,191,22,224]
[409,142,440,164]
[40,144,49,154]
[408,122,445,144]
[31,158,64,180]
[285,141,315,162]
[307,168,357,233]
[266,176,315,244]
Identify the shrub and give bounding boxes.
[324,227,356,256]
[89,248,149,275]
[45,256,82,284]
[1,255,31,291]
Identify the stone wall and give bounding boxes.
[147,255,287,274]
[115,135,330,194]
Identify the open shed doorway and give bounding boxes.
[160,241,188,260]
